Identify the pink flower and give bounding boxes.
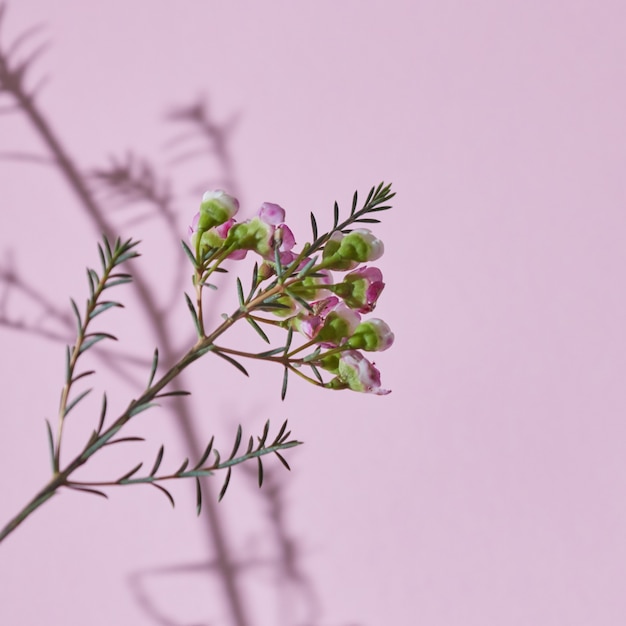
[339,266,385,313]
[253,202,297,264]
[331,350,391,395]
[258,202,286,225]
[293,296,361,346]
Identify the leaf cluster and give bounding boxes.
[67,419,300,512]
[51,236,140,471]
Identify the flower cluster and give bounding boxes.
[188,187,394,395]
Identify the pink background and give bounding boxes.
[1,1,626,624]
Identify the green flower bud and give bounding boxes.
[346,319,394,352]
[225,218,273,256]
[322,229,384,270]
[197,190,239,231]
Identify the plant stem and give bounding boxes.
[0,276,290,546]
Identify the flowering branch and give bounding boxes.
[0,181,394,549]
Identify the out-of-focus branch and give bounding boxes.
[166,96,240,199]
[0,7,253,626]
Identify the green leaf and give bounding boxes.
[70,485,109,499]
[246,316,270,343]
[281,367,289,401]
[274,420,288,442]
[285,290,313,313]
[195,436,215,469]
[175,458,189,475]
[309,363,323,384]
[181,240,199,269]
[154,390,191,398]
[284,327,294,353]
[354,217,381,224]
[236,277,244,306]
[97,393,108,433]
[102,277,132,289]
[333,201,339,229]
[89,301,122,319]
[184,293,202,337]
[255,346,285,358]
[278,428,292,443]
[118,462,144,482]
[257,301,292,312]
[351,189,358,215]
[103,436,145,447]
[87,269,100,295]
[213,350,249,377]
[310,211,318,241]
[115,250,140,265]
[45,419,55,472]
[71,370,95,384]
[218,467,232,501]
[128,401,158,417]
[257,457,264,487]
[79,333,117,354]
[245,435,254,454]
[65,345,71,383]
[229,425,242,460]
[297,256,317,278]
[147,348,159,388]
[152,483,175,508]
[82,422,122,458]
[302,347,321,362]
[103,236,113,262]
[274,451,291,471]
[150,445,165,476]
[64,388,92,417]
[195,477,202,516]
[249,263,259,298]
[70,298,82,333]
[97,243,107,272]
[259,419,271,447]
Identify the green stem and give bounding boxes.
[0,481,58,543]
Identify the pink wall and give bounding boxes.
[1,1,626,624]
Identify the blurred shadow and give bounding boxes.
[0,4,364,626]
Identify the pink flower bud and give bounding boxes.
[329,350,391,395]
[258,202,286,225]
[339,266,385,313]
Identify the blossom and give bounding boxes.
[326,350,390,395]
[334,266,385,312]
[223,202,296,264]
[258,202,286,225]
[292,296,361,346]
[257,202,296,264]
[200,219,248,260]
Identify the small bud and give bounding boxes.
[258,202,286,225]
[197,190,240,232]
[326,350,390,395]
[347,319,394,352]
[315,302,361,346]
[322,229,384,270]
[333,266,385,312]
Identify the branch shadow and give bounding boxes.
[0,4,365,626]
